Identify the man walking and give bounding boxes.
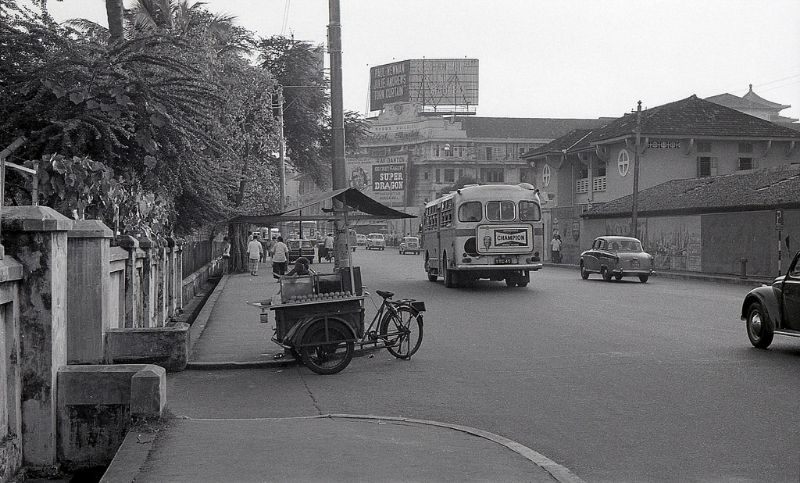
[271,236,289,279]
[551,233,562,264]
[323,233,335,262]
[247,234,263,275]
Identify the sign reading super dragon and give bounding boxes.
[345,154,409,207]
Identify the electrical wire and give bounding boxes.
[280,0,291,36]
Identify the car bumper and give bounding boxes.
[456,263,543,271]
[611,268,653,276]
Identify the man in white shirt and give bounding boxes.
[271,236,290,279]
[247,234,263,275]
[323,233,335,262]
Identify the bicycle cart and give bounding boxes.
[256,268,425,375]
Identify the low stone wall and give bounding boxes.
[105,323,190,372]
[57,365,165,471]
[182,257,222,303]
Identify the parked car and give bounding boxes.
[741,250,800,348]
[579,236,654,282]
[399,236,420,255]
[366,233,386,250]
[356,234,367,247]
[287,239,316,263]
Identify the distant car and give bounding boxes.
[399,236,420,255]
[287,239,315,263]
[741,250,800,348]
[366,233,385,250]
[579,236,654,282]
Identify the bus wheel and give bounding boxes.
[505,278,517,287]
[425,254,437,282]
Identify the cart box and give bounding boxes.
[280,275,313,303]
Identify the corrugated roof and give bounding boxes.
[583,164,800,218]
[588,95,800,143]
[454,117,606,139]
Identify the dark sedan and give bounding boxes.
[741,250,800,348]
[580,236,654,283]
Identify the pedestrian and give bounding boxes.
[324,233,334,262]
[285,256,311,276]
[271,236,289,280]
[221,236,231,275]
[551,233,562,264]
[247,234,263,276]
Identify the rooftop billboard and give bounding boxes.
[370,58,479,111]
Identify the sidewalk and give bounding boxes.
[102,266,579,483]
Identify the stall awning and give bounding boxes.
[228,187,416,225]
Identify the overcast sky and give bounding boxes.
[44,0,800,121]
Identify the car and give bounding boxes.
[366,233,385,250]
[741,250,800,349]
[356,234,367,247]
[399,236,420,255]
[287,239,316,263]
[579,236,654,282]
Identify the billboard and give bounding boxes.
[346,153,409,207]
[370,59,479,111]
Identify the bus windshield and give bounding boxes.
[458,201,482,222]
[486,201,515,221]
[519,200,541,221]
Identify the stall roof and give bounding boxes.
[228,187,416,225]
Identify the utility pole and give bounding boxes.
[277,85,286,237]
[328,0,348,269]
[630,100,641,238]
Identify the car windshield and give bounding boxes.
[404,237,418,243]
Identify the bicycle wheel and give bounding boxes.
[298,321,354,375]
[379,306,423,359]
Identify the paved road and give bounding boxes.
[170,248,800,482]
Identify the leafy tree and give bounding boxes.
[436,175,478,197]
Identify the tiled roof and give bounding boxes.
[742,88,790,109]
[588,95,800,143]
[706,85,791,110]
[522,129,595,158]
[583,164,800,218]
[454,117,606,140]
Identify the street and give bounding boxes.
[169,248,800,482]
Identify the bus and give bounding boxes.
[422,183,543,288]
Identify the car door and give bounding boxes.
[585,239,602,271]
[781,253,800,330]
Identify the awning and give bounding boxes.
[228,187,416,225]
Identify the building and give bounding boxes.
[522,95,800,265]
[356,101,607,237]
[706,84,799,125]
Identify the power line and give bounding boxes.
[280,0,291,36]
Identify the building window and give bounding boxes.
[458,169,464,178]
[444,145,454,157]
[738,142,753,154]
[697,141,712,153]
[433,145,440,157]
[697,156,718,177]
[444,168,455,183]
[435,169,440,183]
[480,168,504,183]
[453,145,465,157]
[542,164,551,186]
[485,147,493,160]
[424,171,429,180]
[618,149,630,177]
[739,157,754,170]
[596,161,606,177]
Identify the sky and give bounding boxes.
[43,0,800,122]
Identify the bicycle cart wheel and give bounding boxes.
[298,321,354,375]
[379,306,423,359]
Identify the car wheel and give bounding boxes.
[746,301,774,349]
[580,262,590,280]
[602,267,613,282]
[614,274,622,281]
[505,278,517,287]
[638,274,649,283]
[443,255,456,288]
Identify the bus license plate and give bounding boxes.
[494,257,512,265]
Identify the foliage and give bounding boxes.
[437,175,478,197]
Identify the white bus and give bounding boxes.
[422,183,543,288]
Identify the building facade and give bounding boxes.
[522,95,800,266]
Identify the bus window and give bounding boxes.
[486,201,514,221]
[458,201,482,222]
[519,200,541,221]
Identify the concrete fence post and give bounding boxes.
[116,235,139,329]
[137,236,154,328]
[156,237,167,326]
[166,237,177,318]
[1,206,71,468]
[67,220,113,364]
[175,238,185,311]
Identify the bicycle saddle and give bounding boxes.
[376,290,394,299]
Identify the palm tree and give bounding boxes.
[105,0,124,44]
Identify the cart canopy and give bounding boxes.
[228,187,416,224]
